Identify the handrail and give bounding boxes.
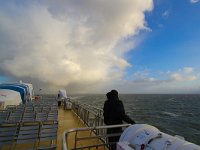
[62,101,131,150]
[81,103,103,113]
[73,102,103,116]
[62,124,131,150]
[71,101,104,127]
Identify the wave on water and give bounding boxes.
[167,97,175,101]
[70,95,86,100]
[161,111,179,117]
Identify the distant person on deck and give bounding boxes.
[103,90,135,150]
[57,93,61,106]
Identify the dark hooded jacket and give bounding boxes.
[103,91,135,125]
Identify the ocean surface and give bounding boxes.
[70,94,200,145]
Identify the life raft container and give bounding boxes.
[117,124,200,150]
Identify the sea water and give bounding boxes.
[71,94,200,145]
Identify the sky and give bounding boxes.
[0,0,200,94]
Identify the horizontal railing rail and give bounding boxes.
[71,102,104,128]
[62,101,132,150]
[62,124,131,150]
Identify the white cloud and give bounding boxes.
[183,67,193,74]
[130,67,198,84]
[121,67,199,93]
[190,0,199,3]
[185,75,197,81]
[170,73,183,81]
[0,0,153,93]
[162,10,170,17]
[167,67,197,82]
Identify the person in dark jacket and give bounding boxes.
[103,90,135,150]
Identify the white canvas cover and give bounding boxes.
[22,83,34,101]
[118,124,200,150]
[0,89,22,109]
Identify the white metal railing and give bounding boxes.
[62,124,131,150]
[62,102,131,150]
[71,102,104,128]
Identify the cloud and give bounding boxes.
[170,73,182,81]
[183,67,193,74]
[168,67,197,81]
[128,67,198,84]
[170,73,197,81]
[190,0,199,3]
[112,67,199,94]
[162,67,197,82]
[0,0,153,93]
[162,10,170,17]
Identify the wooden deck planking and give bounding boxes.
[57,107,106,150]
[57,107,85,150]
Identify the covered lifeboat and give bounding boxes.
[117,124,200,150]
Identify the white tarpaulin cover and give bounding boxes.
[0,89,21,109]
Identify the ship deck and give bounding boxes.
[0,100,119,150]
[57,107,85,150]
[57,107,105,150]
